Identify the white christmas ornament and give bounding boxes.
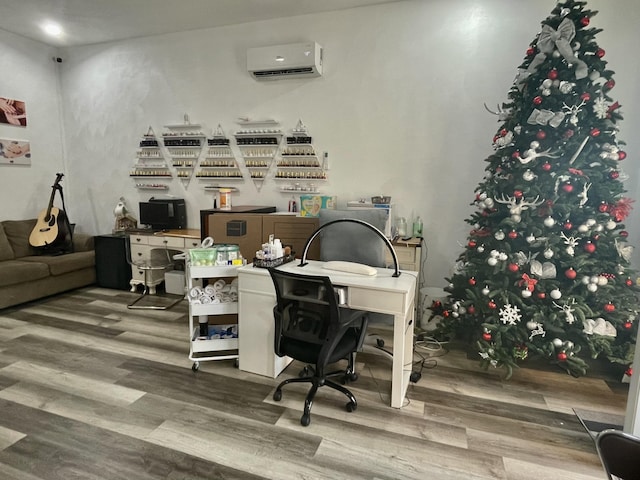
[544,216,555,227]
[552,338,563,347]
[550,289,562,300]
[543,248,554,259]
[597,276,608,286]
[581,276,590,285]
[499,303,522,325]
[523,169,537,181]
[587,283,598,293]
[488,257,498,266]
[526,234,536,244]
[606,220,617,230]
[522,289,532,298]
[477,245,485,253]
[578,224,589,233]
[498,252,508,261]
[526,321,538,330]
[495,231,505,241]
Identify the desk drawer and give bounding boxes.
[150,235,185,248]
[349,288,405,316]
[130,244,149,261]
[130,234,149,245]
[184,238,201,249]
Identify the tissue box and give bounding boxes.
[299,195,337,217]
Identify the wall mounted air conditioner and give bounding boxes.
[247,42,323,80]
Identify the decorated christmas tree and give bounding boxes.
[432,0,638,379]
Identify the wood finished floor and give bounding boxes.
[0,286,627,479]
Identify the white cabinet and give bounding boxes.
[187,263,239,371]
[128,231,201,293]
[237,265,293,378]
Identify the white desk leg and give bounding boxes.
[391,310,413,408]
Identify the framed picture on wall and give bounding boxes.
[0,138,31,165]
[0,97,27,127]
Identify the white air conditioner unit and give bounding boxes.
[247,42,323,80]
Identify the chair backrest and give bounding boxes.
[318,209,388,267]
[268,267,348,367]
[596,429,640,479]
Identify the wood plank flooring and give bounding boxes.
[0,286,628,479]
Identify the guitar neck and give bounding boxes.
[45,173,64,221]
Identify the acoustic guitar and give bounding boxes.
[29,173,70,248]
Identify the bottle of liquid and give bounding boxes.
[396,217,407,237]
[413,216,423,237]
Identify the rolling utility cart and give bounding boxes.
[186,261,239,371]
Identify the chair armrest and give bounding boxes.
[72,233,94,252]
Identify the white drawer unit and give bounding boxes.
[128,230,201,293]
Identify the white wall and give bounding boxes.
[1,0,638,288]
[0,29,66,218]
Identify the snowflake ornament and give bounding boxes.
[499,303,522,325]
[593,95,609,119]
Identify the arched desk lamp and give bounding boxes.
[297,218,401,277]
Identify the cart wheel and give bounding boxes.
[234,358,239,368]
[192,361,200,371]
[376,338,385,348]
[346,401,357,413]
[273,389,282,402]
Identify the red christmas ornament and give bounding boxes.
[508,231,518,240]
[580,17,590,26]
[468,240,477,248]
[548,69,558,80]
[604,303,616,313]
[432,300,442,308]
[514,190,523,199]
[563,221,573,230]
[605,79,616,90]
[592,234,600,241]
[467,305,476,315]
[610,171,620,179]
[584,242,596,254]
[537,292,546,299]
[557,352,568,361]
[624,322,633,330]
[508,263,519,272]
[526,47,535,56]
[620,231,629,238]
[512,151,521,159]
[596,48,606,58]
[482,332,492,341]
[626,367,634,377]
[536,130,546,140]
[565,268,577,280]
[533,96,543,105]
[562,183,574,193]
[469,277,477,286]
[598,202,609,213]
[580,93,591,103]
[590,128,601,137]
[626,278,634,287]
[500,128,508,137]
[541,162,552,172]
[563,129,574,139]
[443,310,450,317]
[618,151,627,160]
[488,300,497,309]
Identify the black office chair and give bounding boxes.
[268,267,369,426]
[595,429,640,479]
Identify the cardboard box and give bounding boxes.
[299,195,337,217]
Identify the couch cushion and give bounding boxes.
[0,223,15,261]
[3,219,38,258]
[21,251,95,276]
[0,259,49,287]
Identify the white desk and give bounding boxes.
[237,260,417,409]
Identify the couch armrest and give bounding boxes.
[73,233,94,252]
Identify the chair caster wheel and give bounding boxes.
[273,389,282,402]
[376,338,385,348]
[300,413,311,426]
[346,401,357,412]
[348,372,359,382]
[410,371,422,383]
[192,362,199,371]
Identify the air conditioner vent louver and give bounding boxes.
[253,67,315,78]
[247,42,323,80]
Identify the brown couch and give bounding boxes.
[0,219,96,309]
